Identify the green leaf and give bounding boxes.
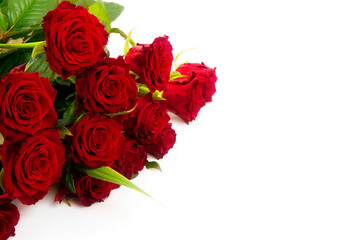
[0,11,8,34]
[31,40,45,57]
[76,165,152,198]
[58,126,72,139]
[169,71,188,81]
[75,0,95,8]
[88,2,110,32]
[145,161,162,172]
[64,165,76,194]
[55,78,71,86]
[25,52,53,79]
[7,0,57,29]
[57,98,76,128]
[103,2,124,22]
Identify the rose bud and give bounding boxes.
[119,93,170,145]
[163,76,206,123]
[1,129,66,205]
[144,123,176,159]
[112,136,147,179]
[125,36,173,92]
[42,1,108,79]
[68,113,125,168]
[175,62,217,102]
[0,198,20,240]
[0,72,57,141]
[76,57,137,113]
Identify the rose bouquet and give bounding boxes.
[0,0,217,239]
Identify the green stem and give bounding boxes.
[0,41,46,49]
[110,28,136,47]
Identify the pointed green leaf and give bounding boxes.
[0,11,8,34]
[64,165,76,194]
[31,41,45,57]
[103,2,124,22]
[169,71,188,81]
[57,98,76,128]
[88,2,110,32]
[145,161,162,172]
[77,165,152,198]
[25,52,53,79]
[7,0,57,29]
[58,126,72,139]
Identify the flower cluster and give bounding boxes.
[0,1,216,239]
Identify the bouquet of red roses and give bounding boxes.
[0,0,216,239]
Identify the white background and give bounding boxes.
[10,0,360,239]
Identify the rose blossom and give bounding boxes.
[76,57,137,113]
[119,93,170,145]
[125,36,173,92]
[0,198,20,240]
[144,123,176,159]
[163,77,206,123]
[0,71,57,141]
[112,136,147,179]
[68,113,125,168]
[175,62,217,102]
[42,1,108,79]
[1,129,66,205]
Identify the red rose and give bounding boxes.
[125,36,173,92]
[74,173,119,207]
[175,62,217,102]
[2,129,66,205]
[0,198,20,240]
[144,123,176,159]
[42,1,108,79]
[0,72,57,141]
[112,136,147,179]
[76,57,137,113]
[69,113,125,168]
[120,94,170,145]
[163,77,206,123]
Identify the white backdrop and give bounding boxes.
[11,0,360,239]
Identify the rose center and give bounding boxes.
[69,37,88,52]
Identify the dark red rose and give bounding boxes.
[0,198,20,240]
[0,72,57,141]
[144,123,176,159]
[42,1,108,79]
[112,136,147,179]
[175,62,217,102]
[74,173,119,207]
[163,77,206,123]
[2,129,66,205]
[120,93,170,145]
[76,57,137,113]
[125,36,173,92]
[69,113,125,168]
